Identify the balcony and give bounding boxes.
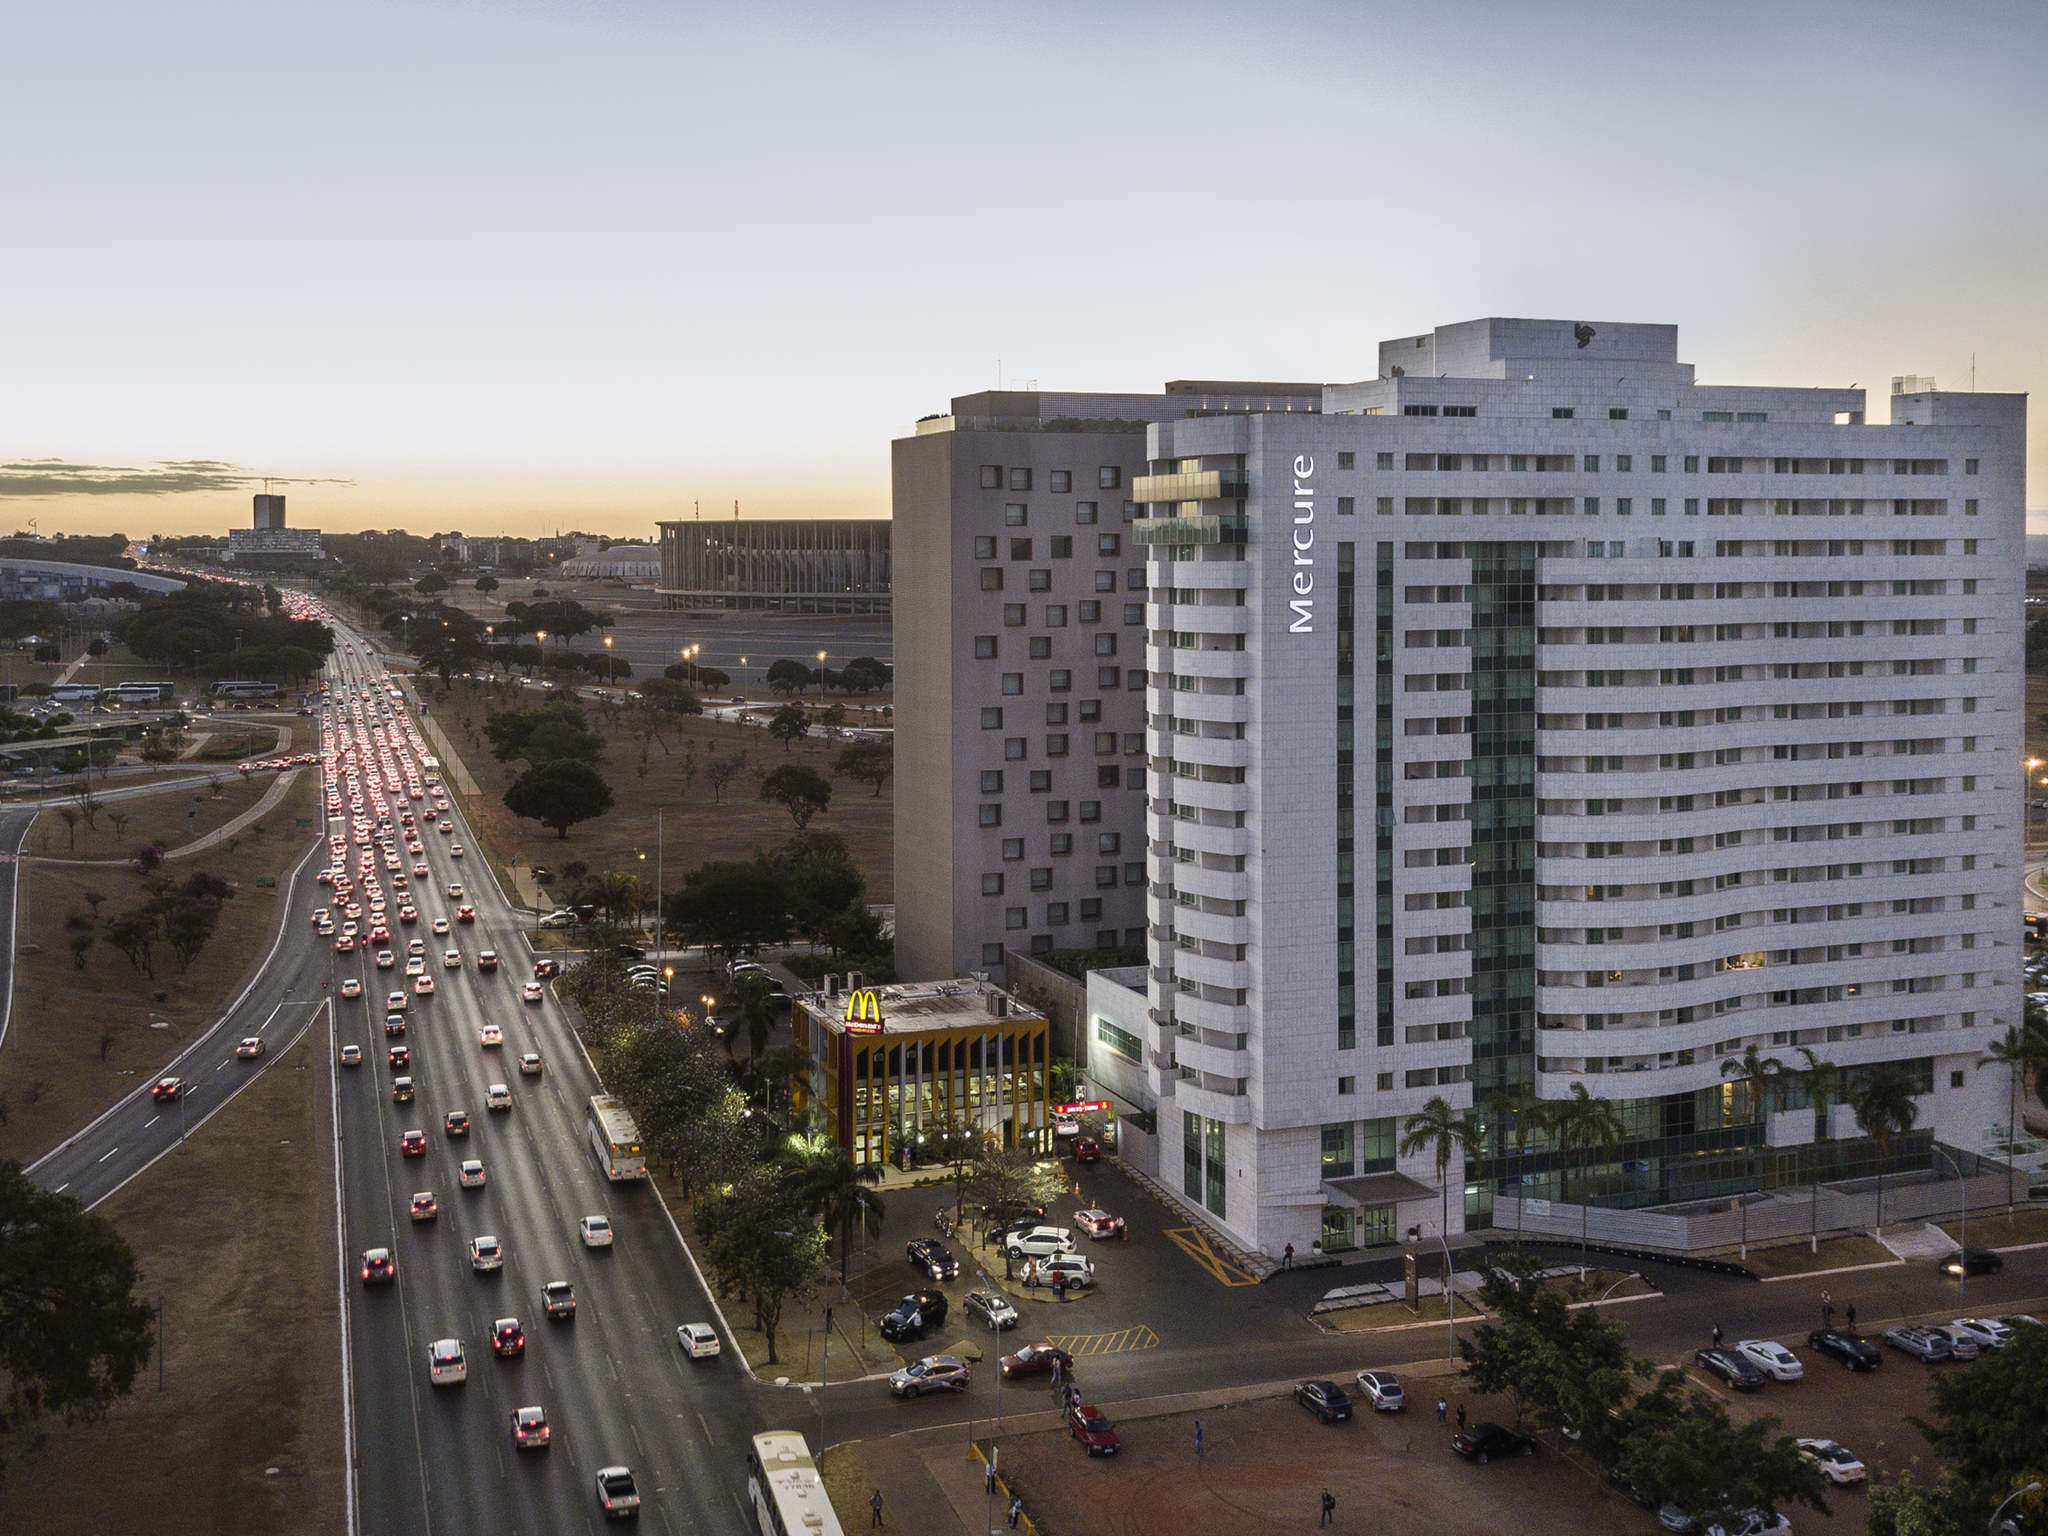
[1132,469,1249,503]
[1134,513,1248,548]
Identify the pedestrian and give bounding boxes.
[870,1488,884,1528]
[1120,1218,1129,1242]
[1283,1242,1295,1270]
[1320,1489,1337,1528]
[1456,1403,1467,1430]
[1195,1420,1204,1462]
[1846,1302,1857,1333]
[1436,1398,1447,1425]
[1711,1323,1723,1349]
[1009,1493,1023,1528]
[986,1460,997,1495]
[1050,1357,1062,1390]
[1055,1275,1067,1302]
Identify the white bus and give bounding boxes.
[587,1094,648,1181]
[210,680,280,700]
[106,681,176,704]
[747,1432,844,1536]
[50,683,101,703]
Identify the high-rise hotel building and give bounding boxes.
[1087,317,2026,1259]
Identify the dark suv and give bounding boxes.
[1807,1328,1881,1371]
[906,1239,960,1281]
[879,1290,949,1343]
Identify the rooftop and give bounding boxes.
[797,977,1044,1035]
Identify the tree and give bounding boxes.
[840,656,890,696]
[67,932,94,971]
[966,1145,1068,1278]
[162,896,219,971]
[760,763,832,828]
[1483,1088,1551,1254]
[639,677,703,716]
[0,1160,156,1455]
[705,748,751,805]
[766,659,813,697]
[1400,1095,1481,1249]
[768,703,811,753]
[484,701,603,765]
[1981,1016,2048,1214]
[504,759,615,839]
[474,574,499,596]
[781,1132,886,1283]
[1849,1062,1921,1227]
[693,1167,829,1364]
[1460,1264,1636,1440]
[413,573,449,596]
[922,1117,987,1232]
[1613,1375,1829,1529]
[1551,1082,1626,1255]
[834,739,892,798]
[664,858,789,962]
[773,831,867,947]
[1719,1043,1783,1257]
[727,970,777,1061]
[1910,1322,2048,1530]
[104,910,157,977]
[56,807,77,851]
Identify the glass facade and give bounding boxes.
[1374,543,1395,1049]
[1336,542,1357,1049]
[1182,1110,1228,1217]
[1467,542,1536,1102]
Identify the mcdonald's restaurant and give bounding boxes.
[792,975,1052,1170]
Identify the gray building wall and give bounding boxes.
[656,519,891,612]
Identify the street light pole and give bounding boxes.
[1988,1482,2043,1536]
[655,805,664,976]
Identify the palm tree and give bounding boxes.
[782,1132,885,1282]
[1848,1063,1921,1229]
[727,971,776,1062]
[1719,1044,1783,1258]
[1980,1010,2048,1216]
[1795,1046,1843,1251]
[1401,1096,1483,1248]
[1552,1083,1626,1258]
[1484,1088,1551,1254]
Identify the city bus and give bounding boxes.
[106,681,176,704]
[210,680,280,700]
[50,683,101,704]
[586,1094,648,1181]
[746,1432,844,1536]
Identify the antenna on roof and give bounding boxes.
[694,500,699,520]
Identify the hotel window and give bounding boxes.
[1050,470,1072,492]
[1124,602,1144,623]
[1616,498,1632,516]
[1966,459,1979,475]
[1094,570,1116,592]
[1006,906,1027,929]
[1684,456,1699,472]
[1651,455,1667,472]
[1029,770,1051,793]
[974,635,997,659]
[1047,903,1069,925]
[1028,637,1050,659]
[1047,801,1070,823]
[1651,498,1666,516]
[1098,533,1121,555]
[1079,700,1101,721]
[1096,864,1117,887]
[1046,734,1068,756]
[1076,501,1098,524]
[980,770,1003,793]
[1009,468,1032,491]
[980,804,1002,827]
[974,536,997,559]
[1338,497,1356,515]
[982,942,1004,966]
[1002,838,1023,859]
[980,707,1003,729]
[1099,832,1121,853]
[1049,669,1071,692]
[1320,1124,1354,1178]
[1584,498,1600,515]
[1553,407,1575,418]
[1081,898,1101,921]
[1377,497,1394,515]
[1124,861,1146,884]
[1337,452,1355,469]
[1003,603,1025,625]
[1585,455,1600,472]
[1099,466,1122,489]
[1049,536,1072,558]
[1610,409,1629,421]
[1030,866,1052,889]
[1098,666,1121,688]
[1046,604,1066,627]
[1078,600,1101,622]
[1050,833,1072,855]
[980,568,1003,591]
[1095,634,1118,656]
[1616,454,1632,470]
[1029,569,1052,591]
[1004,737,1026,760]
[1079,800,1101,822]
[979,466,1003,489]
[1001,673,1022,695]
[1096,1017,1141,1061]
[1377,452,1394,469]
[981,873,1004,895]
[1127,568,1146,589]
[1005,503,1028,526]
[1097,765,1121,788]
[1046,703,1066,725]
[1010,537,1031,559]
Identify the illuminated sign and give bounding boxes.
[1053,1100,1110,1115]
[843,989,884,1034]
[1288,453,1315,633]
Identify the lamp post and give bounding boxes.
[534,629,547,681]
[816,649,827,696]
[738,655,748,698]
[1410,1222,1457,1363]
[603,634,614,689]
[1988,1482,2042,1535]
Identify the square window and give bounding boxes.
[979,465,1002,490]
[1047,902,1069,925]
[1126,668,1145,691]
[1097,764,1121,788]
[1096,730,1117,756]
[1337,452,1355,470]
[1050,833,1072,855]
[1376,452,1394,470]
[1094,570,1116,592]
[1045,703,1067,725]
[1006,906,1027,929]
[1002,838,1023,860]
[1122,732,1144,754]
[980,567,1004,592]
[973,535,997,559]
[1098,533,1121,556]
[1950,1069,1965,1088]
[1029,569,1052,592]
[1047,800,1070,823]
[1584,455,1600,471]
[1079,700,1101,722]
[1050,469,1072,493]
[1651,455,1667,473]
[1095,864,1117,887]
[1010,537,1032,559]
[974,635,997,659]
[980,770,1003,792]
[1376,496,1393,515]
[1123,862,1145,884]
[1098,466,1122,489]
[1001,673,1023,695]
[1004,736,1026,760]
[1030,866,1052,889]
[1003,603,1026,626]
[1046,733,1069,755]
[980,707,1003,729]
[1376,1072,1393,1091]
[982,941,1005,966]
[1684,455,1699,473]
[1079,800,1100,822]
[1337,1076,1356,1095]
[1005,504,1028,527]
[1048,668,1071,692]
[981,872,1004,895]
[1079,600,1101,622]
[1095,633,1118,656]
[1029,637,1050,659]
[1076,501,1098,524]
[1029,933,1054,955]
[1081,899,1101,921]
[1098,666,1121,688]
[1047,604,1067,626]
[1049,535,1072,558]
[1617,498,1632,516]
[1127,569,1145,590]
[1029,770,1051,792]
[1965,458,1979,475]
[1338,497,1356,515]
[1616,454,1632,471]
[1008,468,1032,492]
[979,804,1002,827]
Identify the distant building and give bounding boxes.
[0,560,183,600]
[560,543,659,581]
[656,518,890,613]
[227,493,322,566]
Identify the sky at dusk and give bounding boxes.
[2,0,2042,540]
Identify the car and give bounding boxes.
[1052,1113,1081,1137]
[1075,1208,1125,1239]
[427,1338,467,1385]
[963,1289,1020,1331]
[727,957,766,980]
[409,1190,438,1222]
[1294,1380,1353,1423]
[543,1280,577,1319]
[484,1082,512,1111]
[470,1234,503,1273]
[1952,1316,2014,1350]
[150,1076,187,1102]
[532,959,560,979]
[413,974,435,995]
[490,1316,527,1357]
[478,1024,504,1048]
[1073,1136,1101,1163]
[517,982,546,1005]
[1998,1314,2043,1331]
[340,977,363,998]
[431,916,450,935]
[580,1215,615,1248]
[595,1466,640,1520]
[519,1051,543,1076]
[1029,1255,1094,1290]
[889,1354,971,1397]
[1796,1438,1866,1486]
[538,909,579,930]
[1734,1339,1803,1381]
[392,1075,415,1102]
[375,950,396,971]
[385,1015,407,1037]
[906,1238,960,1280]
[360,1247,397,1284]
[450,844,464,859]
[1354,1370,1407,1411]
[407,937,426,956]
[443,949,463,969]
[879,1291,949,1342]
[400,1129,428,1156]
[459,1158,486,1188]
[999,1341,1072,1379]
[1068,1402,1122,1455]
[340,1044,363,1067]
[232,1035,265,1059]
[1882,1325,1953,1362]
[446,882,463,899]
[1705,1511,1791,1536]
[1942,1248,2005,1277]
[334,934,357,953]
[445,1109,470,1136]
[456,905,476,923]
[438,821,454,835]
[677,1322,720,1358]
[1452,1421,1534,1463]
[386,990,408,1012]
[510,1404,549,1449]
[1807,1328,1881,1371]
[1005,1226,1078,1260]
[476,950,498,971]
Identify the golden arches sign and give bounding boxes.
[844,989,883,1032]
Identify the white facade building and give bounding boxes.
[1131,317,2027,1260]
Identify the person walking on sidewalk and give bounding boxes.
[1009,1492,1023,1528]
[869,1489,884,1528]
[1195,1420,1204,1462]
[1711,1323,1723,1349]
[1436,1398,1448,1425]
[1283,1242,1295,1270]
[1846,1302,1857,1333]
[1320,1489,1337,1528]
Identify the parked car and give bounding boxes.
[889,1354,970,1397]
[1354,1370,1407,1411]
[1075,1208,1126,1239]
[1005,1226,1078,1261]
[1795,1439,1866,1486]
[1693,1347,1766,1390]
[1294,1380,1353,1423]
[1067,1402,1122,1455]
[1452,1422,1533,1463]
[1807,1328,1881,1371]
[1935,1325,1982,1361]
[1952,1317,2014,1350]
[1028,1254,1094,1290]
[963,1290,1019,1331]
[1882,1325,1954,1362]
[1734,1339,1803,1381]
[906,1238,960,1280]
[878,1291,948,1343]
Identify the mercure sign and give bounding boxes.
[1288,453,1315,632]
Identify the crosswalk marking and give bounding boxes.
[1045,1325,1160,1357]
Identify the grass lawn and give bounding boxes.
[26,772,282,861]
[1319,1293,1487,1333]
[0,1026,342,1536]
[1938,1206,2048,1247]
[1744,1234,1896,1277]
[415,673,893,904]
[0,771,319,1163]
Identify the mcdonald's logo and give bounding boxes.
[843,989,884,1032]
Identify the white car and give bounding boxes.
[450,843,464,858]
[459,1158,486,1188]
[471,1235,504,1272]
[427,1338,467,1385]
[1705,1512,1791,1536]
[677,1322,720,1358]
[522,982,545,1003]
[1952,1316,2014,1350]
[1734,1339,1803,1381]
[1029,1254,1094,1290]
[340,977,363,998]
[485,1083,512,1111]
[1796,1438,1866,1486]
[580,1215,614,1248]
[386,990,409,1012]
[479,1024,503,1048]
[1354,1370,1407,1412]
[443,949,463,968]
[1005,1225,1078,1261]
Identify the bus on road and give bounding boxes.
[106,681,176,704]
[747,1432,844,1536]
[587,1095,648,1181]
[210,680,280,700]
[50,683,101,704]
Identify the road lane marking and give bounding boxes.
[145,1116,159,1129]
[1162,1225,1261,1286]
[98,1146,119,1163]
[1045,1324,1161,1357]
[53,1183,66,1194]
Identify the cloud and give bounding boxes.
[0,458,352,497]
